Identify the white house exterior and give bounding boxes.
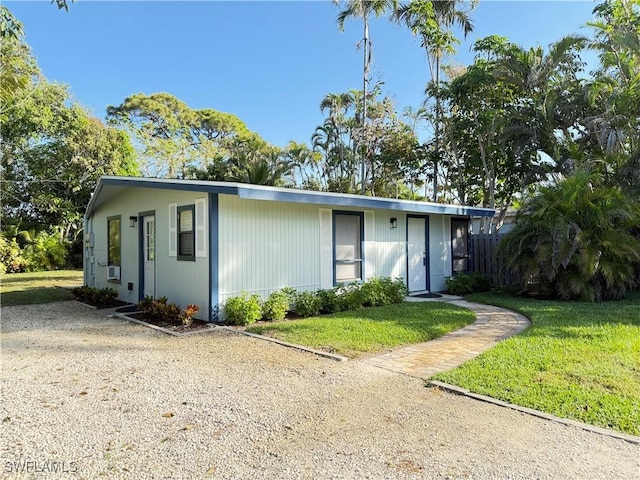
[84,176,495,321]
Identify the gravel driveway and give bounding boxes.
[1,302,638,479]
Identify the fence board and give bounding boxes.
[470,234,521,286]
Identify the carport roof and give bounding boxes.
[85,176,496,218]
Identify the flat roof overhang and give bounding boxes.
[85,176,497,218]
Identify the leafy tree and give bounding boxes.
[185,135,293,187]
[107,92,263,178]
[0,6,24,40]
[393,0,477,200]
[1,33,138,267]
[304,85,423,197]
[583,0,640,197]
[499,170,640,302]
[436,34,589,230]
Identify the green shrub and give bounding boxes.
[93,287,118,305]
[292,290,322,317]
[446,272,491,296]
[137,295,154,312]
[71,286,118,307]
[317,288,341,314]
[336,284,365,311]
[71,286,92,302]
[0,234,30,273]
[147,297,181,322]
[23,230,69,271]
[224,292,262,326]
[137,295,189,324]
[360,277,408,307]
[498,170,640,301]
[384,277,409,304]
[262,290,290,321]
[157,301,181,322]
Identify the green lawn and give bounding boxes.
[1,270,84,306]
[433,291,640,436]
[247,301,475,358]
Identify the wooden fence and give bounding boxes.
[470,234,521,286]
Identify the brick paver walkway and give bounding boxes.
[362,297,531,379]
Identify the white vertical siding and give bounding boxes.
[369,209,406,281]
[363,210,375,281]
[90,188,210,318]
[319,208,333,289]
[218,195,321,303]
[429,215,452,292]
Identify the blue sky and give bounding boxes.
[8,1,599,147]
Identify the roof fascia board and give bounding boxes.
[86,176,495,218]
[236,186,495,217]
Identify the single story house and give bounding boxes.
[83,176,495,321]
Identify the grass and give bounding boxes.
[247,301,475,358]
[433,291,640,436]
[1,270,84,306]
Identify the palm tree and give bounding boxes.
[334,0,397,194]
[319,91,357,188]
[495,36,587,169]
[583,0,639,193]
[499,170,640,301]
[392,1,477,201]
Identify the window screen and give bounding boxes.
[177,205,195,260]
[334,213,362,283]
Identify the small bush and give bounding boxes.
[262,290,290,321]
[94,287,118,305]
[179,304,200,327]
[446,272,492,296]
[23,230,68,271]
[155,301,181,322]
[317,288,341,314]
[336,284,365,311]
[71,286,118,308]
[224,292,262,326]
[292,290,322,317]
[137,295,154,312]
[359,277,406,306]
[0,235,30,273]
[137,295,196,324]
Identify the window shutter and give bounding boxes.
[195,197,207,258]
[169,202,177,257]
[364,211,375,280]
[319,208,333,289]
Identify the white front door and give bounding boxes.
[143,216,156,298]
[407,216,428,292]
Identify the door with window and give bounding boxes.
[407,216,428,292]
[143,215,156,298]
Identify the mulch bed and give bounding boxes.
[126,312,213,333]
[75,298,130,310]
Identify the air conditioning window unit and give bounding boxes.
[107,265,120,280]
